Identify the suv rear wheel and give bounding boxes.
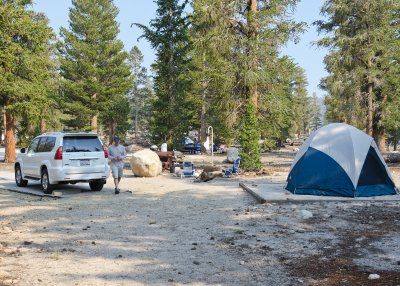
[41,169,53,194]
[89,181,104,191]
[15,165,28,187]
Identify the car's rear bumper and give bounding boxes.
[48,166,110,184]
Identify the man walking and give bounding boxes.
[108,137,127,194]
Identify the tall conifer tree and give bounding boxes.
[59,0,132,133]
[135,0,196,145]
[0,0,55,163]
[191,0,304,169]
[127,46,153,140]
[316,0,400,150]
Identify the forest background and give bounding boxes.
[0,0,399,171]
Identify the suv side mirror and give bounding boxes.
[20,148,26,154]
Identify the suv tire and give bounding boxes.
[41,169,53,194]
[15,165,28,187]
[89,181,104,191]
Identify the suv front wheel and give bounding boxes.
[89,181,104,191]
[41,169,53,194]
[15,165,28,187]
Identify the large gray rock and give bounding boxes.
[226,148,240,163]
[130,149,162,177]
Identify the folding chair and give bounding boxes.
[180,162,195,178]
[223,157,240,177]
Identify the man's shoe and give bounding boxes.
[115,188,120,194]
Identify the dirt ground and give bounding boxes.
[0,150,400,286]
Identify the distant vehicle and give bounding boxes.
[15,132,110,194]
[180,137,217,154]
[180,137,201,154]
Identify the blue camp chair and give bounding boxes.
[223,157,240,177]
[180,162,195,178]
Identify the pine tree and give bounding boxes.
[190,0,237,146]
[309,92,323,132]
[59,0,132,133]
[240,102,262,171]
[190,0,305,165]
[0,0,55,163]
[234,0,304,169]
[316,0,400,150]
[127,46,153,139]
[290,66,311,138]
[135,0,196,146]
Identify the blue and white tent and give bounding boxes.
[286,123,397,197]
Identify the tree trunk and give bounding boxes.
[135,102,139,138]
[108,121,116,146]
[40,118,47,133]
[4,109,16,163]
[249,0,257,11]
[200,76,208,153]
[0,112,3,145]
[1,110,5,145]
[366,84,373,136]
[248,0,258,109]
[373,92,387,152]
[375,134,386,152]
[91,114,98,133]
[91,93,98,133]
[366,59,373,136]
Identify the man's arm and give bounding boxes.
[108,146,116,160]
[120,146,127,159]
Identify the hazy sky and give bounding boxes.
[31,0,329,98]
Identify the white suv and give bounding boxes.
[15,132,110,194]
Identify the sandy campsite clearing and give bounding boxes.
[1,150,400,286]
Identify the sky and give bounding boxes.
[31,0,329,98]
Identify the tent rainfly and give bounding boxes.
[286,123,398,197]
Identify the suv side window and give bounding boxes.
[37,136,56,153]
[27,138,40,154]
[44,136,56,152]
[37,137,48,153]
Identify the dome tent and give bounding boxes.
[286,123,397,197]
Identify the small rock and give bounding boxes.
[168,279,174,282]
[240,261,245,265]
[210,237,214,240]
[23,241,33,245]
[193,261,200,265]
[300,210,313,219]
[91,241,96,245]
[368,274,380,280]
[2,279,13,286]
[0,271,11,279]
[1,226,12,233]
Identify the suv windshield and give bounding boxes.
[63,136,103,152]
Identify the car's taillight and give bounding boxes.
[54,146,63,160]
[103,146,108,158]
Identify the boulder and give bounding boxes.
[130,149,162,177]
[226,148,239,163]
